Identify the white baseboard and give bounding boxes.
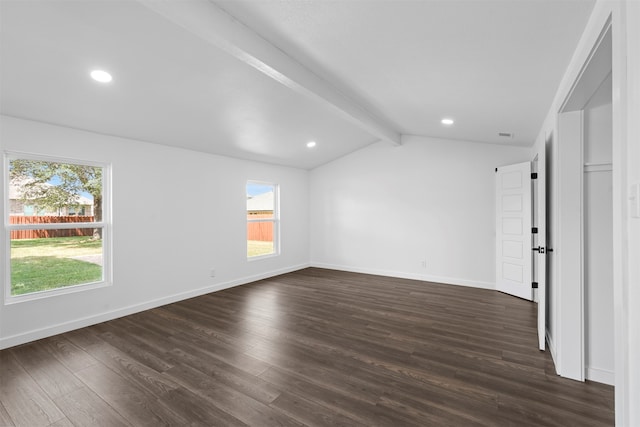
[545,330,612,386]
[0,263,310,350]
[310,262,495,290]
[586,367,615,386]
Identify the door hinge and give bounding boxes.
[532,227,538,234]
[532,282,539,289]
[531,172,538,179]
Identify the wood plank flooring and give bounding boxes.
[0,268,614,426]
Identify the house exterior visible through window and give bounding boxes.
[247,181,279,258]
[4,154,110,301]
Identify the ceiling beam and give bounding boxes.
[137,0,401,146]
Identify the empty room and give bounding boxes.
[0,0,638,426]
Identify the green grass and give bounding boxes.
[11,237,103,296]
[11,236,102,258]
[11,257,102,295]
[248,240,275,257]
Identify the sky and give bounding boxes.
[247,183,273,197]
[49,175,93,201]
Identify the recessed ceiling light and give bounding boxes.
[441,118,454,126]
[90,70,112,83]
[306,141,317,148]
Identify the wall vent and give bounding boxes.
[498,132,513,138]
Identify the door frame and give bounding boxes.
[555,109,586,381]
[543,3,637,424]
[554,20,612,383]
[552,10,616,384]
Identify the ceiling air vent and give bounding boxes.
[498,132,513,138]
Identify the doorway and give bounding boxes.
[555,24,613,384]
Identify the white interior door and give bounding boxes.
[496,162,532,301]
[533,149,547,351]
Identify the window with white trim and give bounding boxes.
[4,153,110,301]
[246,181,279,258]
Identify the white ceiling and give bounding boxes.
[0,0,595,169]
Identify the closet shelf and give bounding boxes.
[584,162,613,172]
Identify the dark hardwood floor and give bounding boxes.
[0,268,614,426]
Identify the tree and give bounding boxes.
[10,159,103,237]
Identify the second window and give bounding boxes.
[246,181,279,258]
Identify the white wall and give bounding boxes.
[310,135,530,288]
[584,74,613,165]
[583,75,614,385]
[0,115,310,349]
[623,1,640,424]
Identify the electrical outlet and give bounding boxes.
[210,268,216,277]
[421,260,427,268]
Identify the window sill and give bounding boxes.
[247,253,280,262]
[4,280,111,305]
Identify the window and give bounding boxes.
[247,181,279,258]
[4,153,110,301]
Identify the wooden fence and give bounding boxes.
[12,214,271,241]
[247,213,274,241]
[10,216,95,240]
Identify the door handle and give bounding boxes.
[532,246,546,254]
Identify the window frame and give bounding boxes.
[3,151,112,304]
[246,180,280,260]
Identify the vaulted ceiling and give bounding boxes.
[0,0,595,169]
